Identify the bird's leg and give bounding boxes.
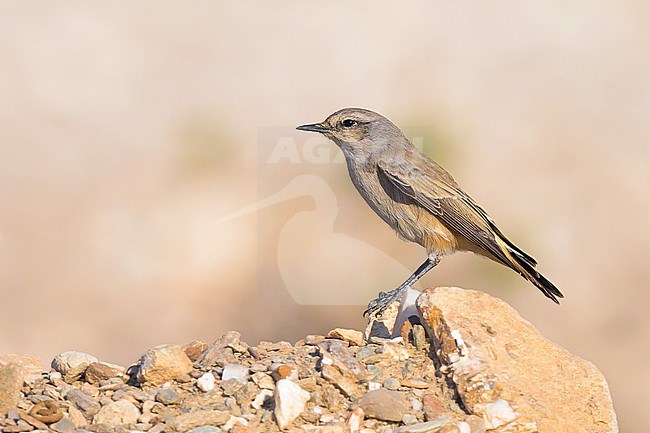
[364,254,441,317]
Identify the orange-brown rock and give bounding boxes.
[417,286,618,433]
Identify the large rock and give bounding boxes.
[93,400,140,425]
[137,344,193,385]
[51,351,98,383]
[0,355,42,386]
[0,363,23,413]
[416,287,618,433]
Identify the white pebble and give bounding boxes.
[222,364,249,382]
[274,379,310,430]
[197,372,216,392]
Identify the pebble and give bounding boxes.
[93,400,140,425]
[358,389,408,422]
[197,372,216,392]
[156,388,181,405]
[327,328,365,346]
[167,409,230,431]
[84,362,124,385]
[222,364,249,382]
[382,378,401,390]
[50,417,76,433]
[187,427,224,433]
[0,363,24,411]
[422,394,445,421]
[273,379,310,430]
[51,352,98,383]
[182,340,209,361]
[136,345,193,386]
[65,389,101,417]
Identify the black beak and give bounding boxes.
[296,122,329,133]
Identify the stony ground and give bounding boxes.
[0,324,477,433]
[0,287,618,433]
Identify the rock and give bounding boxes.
[346,407,364,433]
[422,394,445,421]
[221,364,249,382]
[0,355,42,386]
[156,388,181,405]
[269,364,297,382]
[382,378,400,391]
[166,409,230,431]
[316,340,367,381]
[93,400,140,425]
[50,417,76,433]
[417,287,618,433]
[67,404,88,427]
[84,362,123,385]
[197,372,216,392]
[273,379,310,430]
[463,415,485,433]
[327,328,365,346]
[51,352,98,383]
[251,372,275,390]
[0,363,24,413]
[18,412,48,430]
[400,379,430,389]
[394,418,452,432]
[321,364,363,398]
[187,427,224,433]
[196,331,243,367]
[65,389,101,418]
[182,340,209,361]
[357,389,408,422]
[136,345,193,386]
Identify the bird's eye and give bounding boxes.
[342,119,357,128]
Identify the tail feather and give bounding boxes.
[500,242,564,303]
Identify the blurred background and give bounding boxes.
[1,1,648,430]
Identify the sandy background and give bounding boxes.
[1,2,648,430]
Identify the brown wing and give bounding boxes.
[377,160,517,268]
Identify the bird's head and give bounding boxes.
[297,108,406,160]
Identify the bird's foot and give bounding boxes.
[363,286,407,317]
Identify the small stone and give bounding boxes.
[382,378,400,391]
[65,389,101,418]
[51,352,98,383]
[355,347,376,361]
[222,364,249,382]
[197,372,216,392]
[156,389,181,405]
[166,409,230,431]
[175,373,192,383]
[0,355,42,386]
[270,364,297,382]
[84,363,124,385]
[463,415,485,433]
[402,414,418,425]
[196,331,242,367]
[50,417,76,433]
[480,399,518,429]
[223,415,247,431]
[422,394,445,421]
[251,372,275,390]
[438,424,461,433]
[18,412,48,430]
[412,325,427,351]
[187,427,223,433]
[394,418,452,433]
[136,345,193,386]
[327,329,365,346]
[93,400,140,425]
[251,389,274,410]
[321,364,363,398]
[346,407,364,433]
[0,363,24,412]
[400,379,430,389]
[182,340,209,361]
[273,379,310,430]
[357,389,408,422]
[67,405,87,427]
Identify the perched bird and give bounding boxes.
[297,108,563,316]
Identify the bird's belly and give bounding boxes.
[360,186,457,255]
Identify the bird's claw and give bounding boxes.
[363,286,406,317]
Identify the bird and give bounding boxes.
[296,108,563,316]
